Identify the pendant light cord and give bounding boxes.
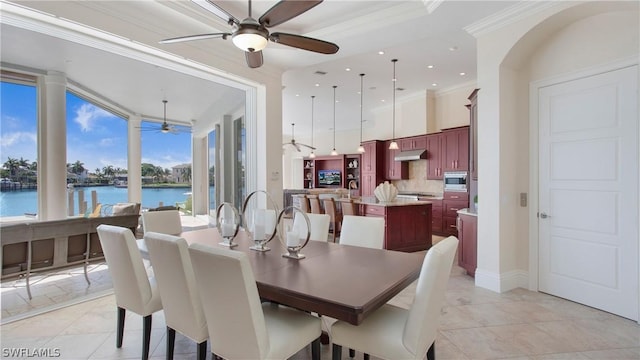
[360,74,364,145]
[311,96,315,148]
[333,85,337,152]
[392,59,397,142]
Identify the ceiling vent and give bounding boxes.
[314,70,327,75]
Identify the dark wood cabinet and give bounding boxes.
[426,133,443,180]
[360,203,432,252]
[457,211,477,277]
[467,89,479,180]
[360,140,385,196]
[384,140,408,180]
[303,155,361,190]
[442,192,469,237]
[427,199,443,234]
[400,135,427,151]
[345,154,361,197]
[303,160,314,189]
[442,127,469,172]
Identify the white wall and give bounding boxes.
[435,82,477,130]
[472,1,639,292]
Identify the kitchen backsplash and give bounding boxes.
[391,160,444,194]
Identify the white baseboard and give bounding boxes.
[475,268,529,293]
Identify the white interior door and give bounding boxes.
[538,65,638,321]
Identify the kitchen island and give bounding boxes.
[340,197,432,252]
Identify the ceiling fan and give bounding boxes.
[283,123,315,152]
[159,0,339,68]
[138,100,191,134]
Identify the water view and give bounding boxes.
[0,186,207,217]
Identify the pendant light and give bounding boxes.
[357,73,366,153]
[388,59,399,150]
[309,95,316,159]
[330,85,338,156]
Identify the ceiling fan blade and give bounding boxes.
[192,0,240,25]
[159,33,230,44]
[298,143,316,150]
[245,50,264,68]
[294,143,301,152]
[259,0,322,28]
[270,32,338,54]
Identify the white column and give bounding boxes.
[128,115,142,204]
[38,71,67,220]
[192,135,208,215]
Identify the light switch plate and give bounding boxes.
[520,193,527,207]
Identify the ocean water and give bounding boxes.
[0,186,214,217]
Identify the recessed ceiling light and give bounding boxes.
[460,72,466,76]
[345,68,351,72]
[378,51,385,55]
[315,83,320,87]
[431,83,438,87]
[427,65,434,69]
[295,94,299,96]
[449,46,458,51]
[381,99,386,102]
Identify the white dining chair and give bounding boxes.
[330,236,459,360]
[188,243,322,360]
[142,209,182,235]
[144,232,208,360]
[97,224,163,360]
[338,215,385,249]
[293,212,331,242]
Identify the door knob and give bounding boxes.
[539,212,551,219]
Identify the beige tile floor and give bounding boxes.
[2,241,639,359]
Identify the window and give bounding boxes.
[65,91,128,215]
[0,76,38,217]
[140,120,192,211]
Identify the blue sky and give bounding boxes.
[1,81,192,173]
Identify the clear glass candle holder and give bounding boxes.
[242,190,278,252]
[277,206,310,260]
[216,202,240,248]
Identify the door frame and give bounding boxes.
[527,57,640,311]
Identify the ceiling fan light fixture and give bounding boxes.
[309,151,316,159]
[232,30,268,52]
[232,19,268,51]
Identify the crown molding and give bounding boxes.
[464,1,559,38]
[436,80,477,97]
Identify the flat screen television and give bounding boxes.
[317,169,341,186]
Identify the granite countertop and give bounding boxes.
[341,197,434,207]
[457,208,477,216]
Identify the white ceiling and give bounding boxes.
[0,0,519,136]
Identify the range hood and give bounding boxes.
[394,149,427,161]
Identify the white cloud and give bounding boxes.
[74,103,115,132]
[0,131,37,148]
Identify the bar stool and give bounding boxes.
[322,197,342,242]
[341,199,358,216]
[309,195,323,214]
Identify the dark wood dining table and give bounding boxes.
[178,227,425,326]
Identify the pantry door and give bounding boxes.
[538,65,638,320]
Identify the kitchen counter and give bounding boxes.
[339,197,435,207]
[341,197,432,252]
[457,208,477,217]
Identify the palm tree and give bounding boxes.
[70,160,85,175]
[102,165,115,179]
[180,166,192,183]
[3,157,20,180]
